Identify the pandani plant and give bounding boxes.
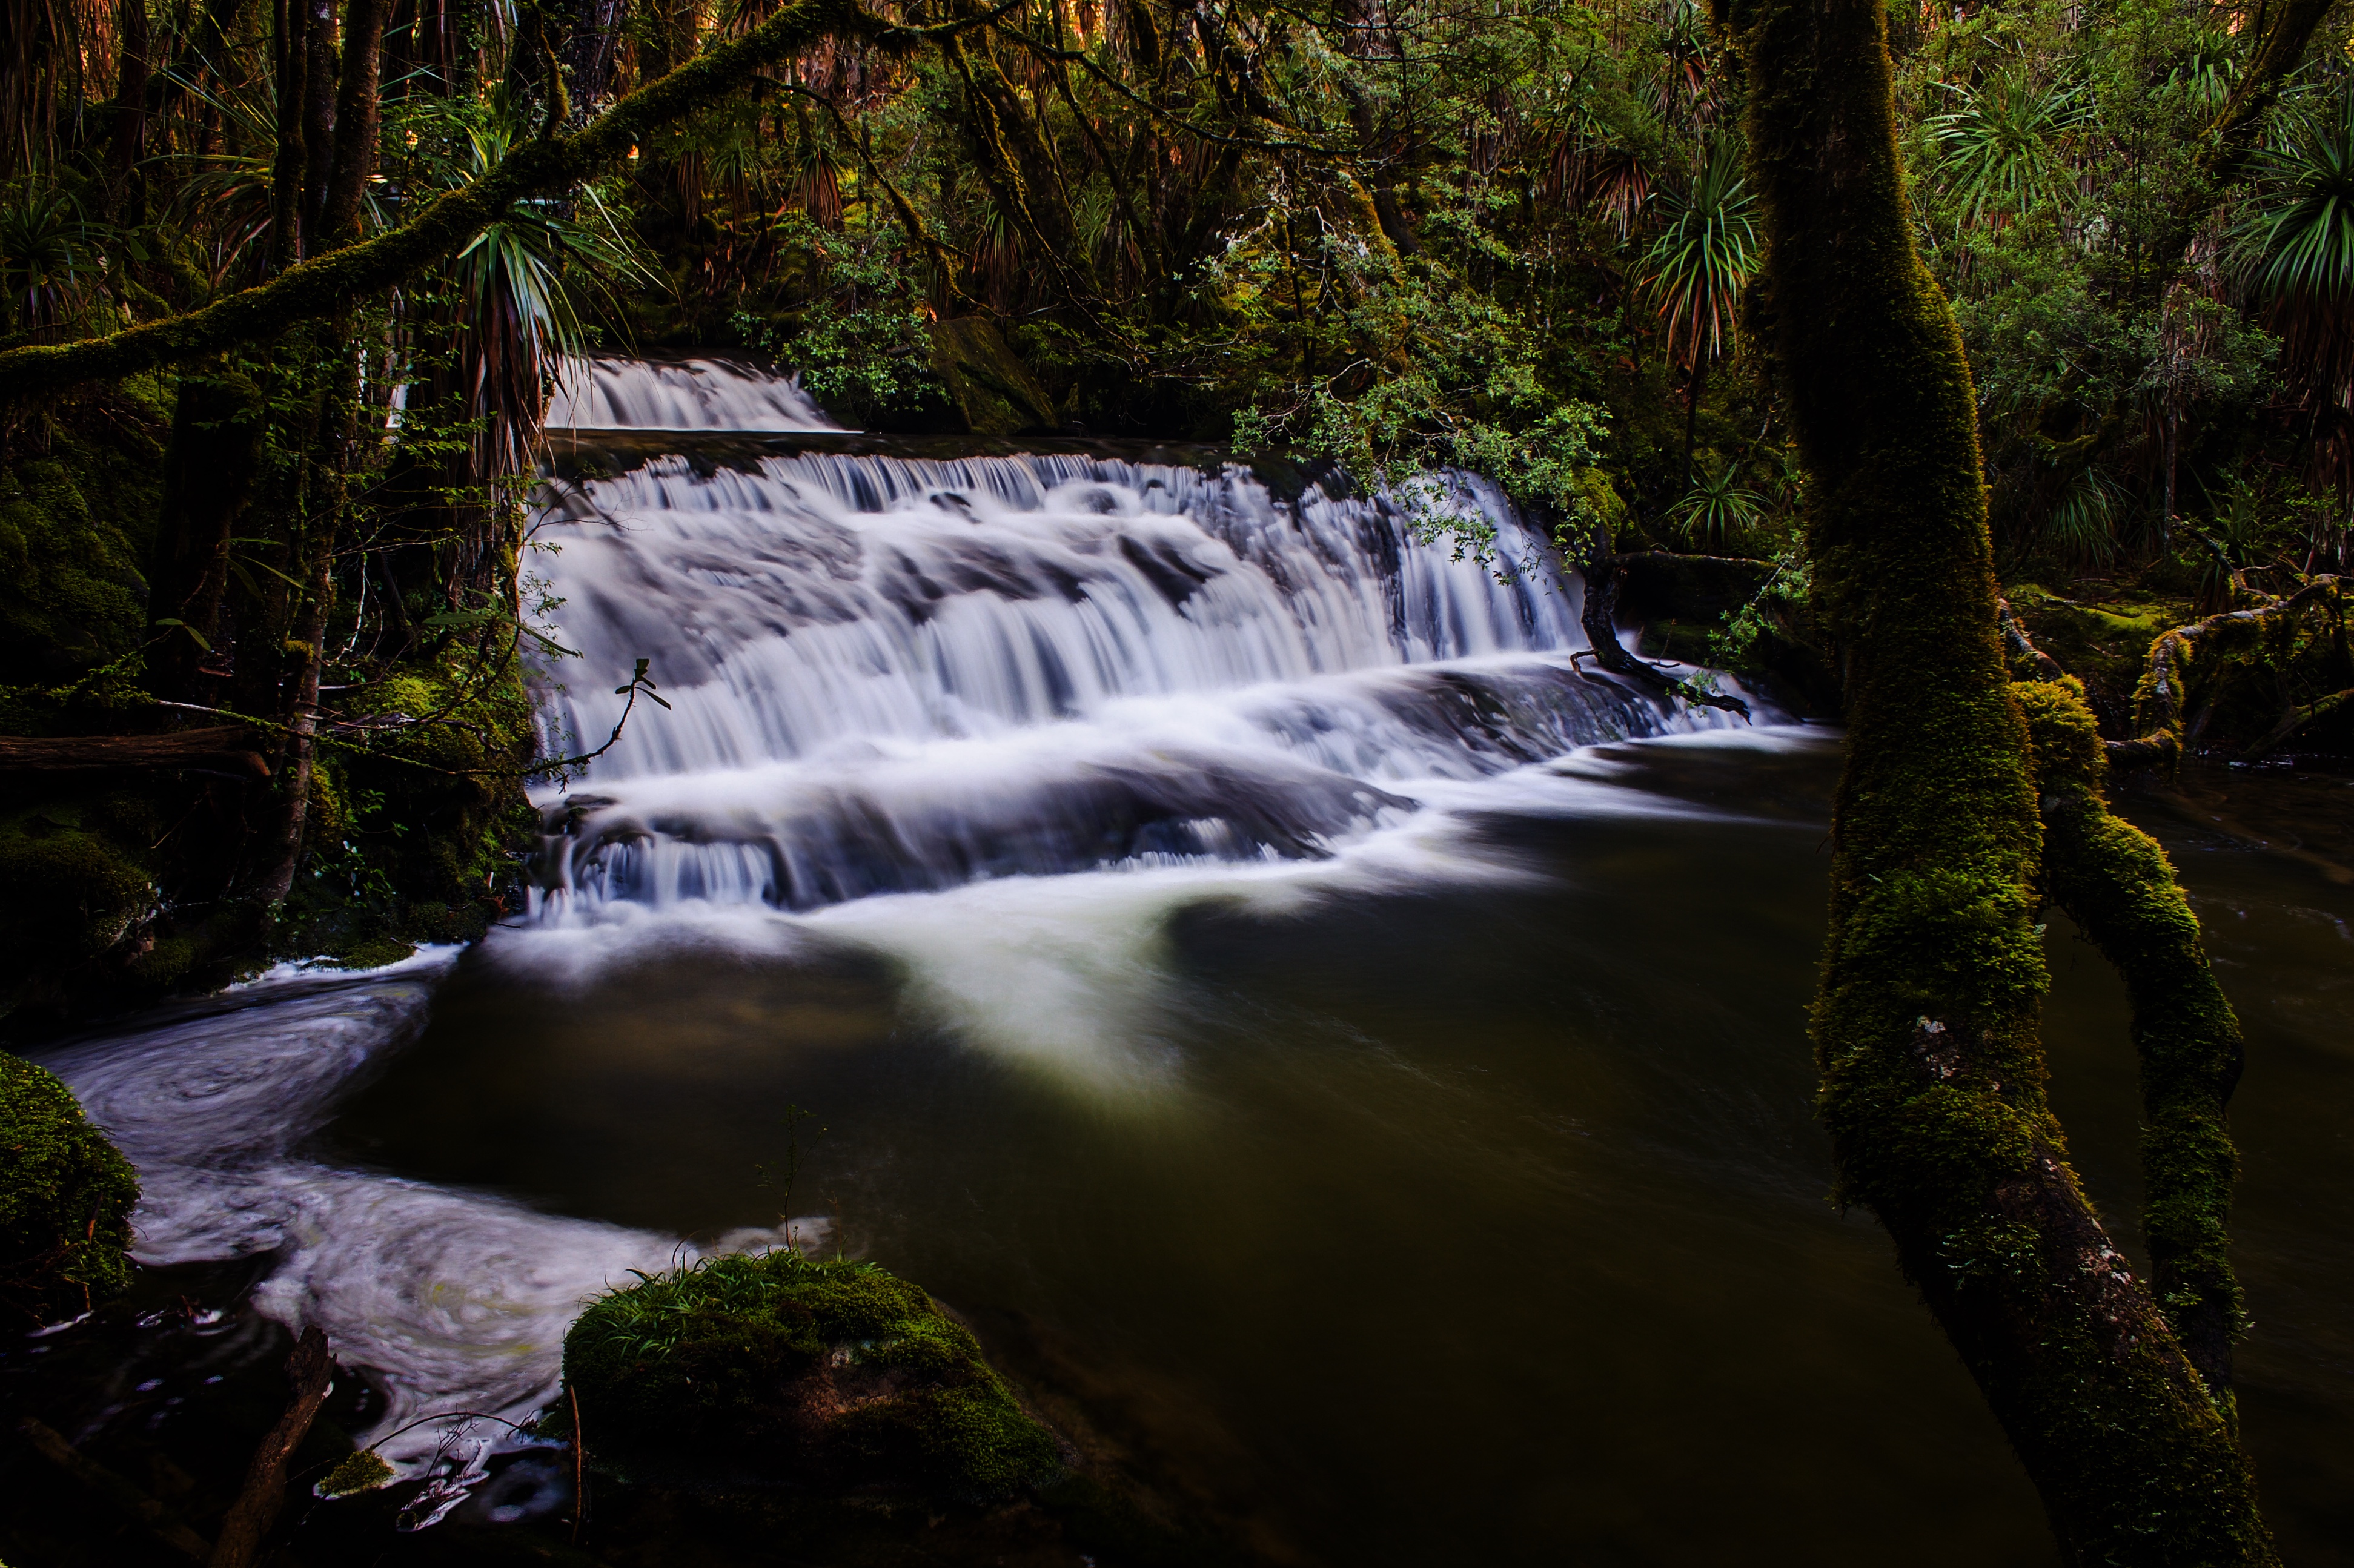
[1637,134,1757,486]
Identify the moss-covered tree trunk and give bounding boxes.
[1717,0,2274,1558]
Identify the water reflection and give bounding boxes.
[322,742,2352,1564]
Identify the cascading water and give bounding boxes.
[31,356,1768,1521]
[525,362,1754,921]
[543,353,842,432]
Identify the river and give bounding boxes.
[22,359,2352,1564]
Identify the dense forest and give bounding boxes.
[0,0,2347,1009]
[0,0,2349,1562]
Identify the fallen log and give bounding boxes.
[0,727,269,779]
[208,1324,334,1568]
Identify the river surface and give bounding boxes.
[27,362,2354,1564]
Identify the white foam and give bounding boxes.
[35,965,824,1514]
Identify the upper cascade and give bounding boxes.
[547,354,842,432]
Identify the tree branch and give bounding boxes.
[2202,0,2344,191]
[2123,576,2348,770]
[0,0,901,404]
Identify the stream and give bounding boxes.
[24,359,2353,1564]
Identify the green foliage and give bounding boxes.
[2237,87,2354,309]
[731,217,949,425]
[1639,138,1760,368]
[563,1248,1060,1499]
[1705,546,1809,673]
[1924,67,2089,230]
[0,177,106,332]
[393,91,651,474]
[0,1051,139,1323]
[1666,456,1766,547]
[1901,0,2336,577]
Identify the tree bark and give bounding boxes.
[106,0,151,215]
[322,0,388,245]
[0,729,268,778]
[1718,0,2274,1558]
[562,0,629,113]
[268,0,309,273]
[2203,0,2344,191]
[299,0,338,255]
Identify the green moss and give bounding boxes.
[2014,675,2107,793]
[0,809,155,977]
[2027,675,2250,1421]
[0,416,169,690]
[2005,586,2198,734]
[562,1249,1060,1500]
[1726,0,2273,1550]
[0,1051,139,1323]
[314,1447,399,1498]
[927,317,1059,437]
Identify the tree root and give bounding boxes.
[1574,528,1751,719]
[2117,576,2347,772]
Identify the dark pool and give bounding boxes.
[327,733,2353,1566]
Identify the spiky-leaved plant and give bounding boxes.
[1925,67,2089,231]
[2238,87,2354,408]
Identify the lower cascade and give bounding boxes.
[526,435,1760,918]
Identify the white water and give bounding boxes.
[36,365,1773,1515]
[525,446,1750,916]
[546,354,840,432]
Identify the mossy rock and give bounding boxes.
[0,1051,139,1323]
[561,1250,1061,1500]
[0,805,157,1016]
[926,318,1059,437]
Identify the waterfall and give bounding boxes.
[32,366,1771,1515]
[546,353,841,432]
[527,389,1754,921]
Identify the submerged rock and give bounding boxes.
[559,1249,1061,1499]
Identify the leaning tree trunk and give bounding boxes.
[1716,0,2273,1560]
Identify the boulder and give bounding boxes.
[0,1051,139,1323]
[560,1249,1061,1499]
[926,317,1059,437]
